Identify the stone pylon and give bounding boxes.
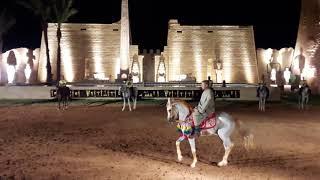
[119,0,130,78]
[294,0,320,93]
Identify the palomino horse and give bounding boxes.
[166,98,254,168]
[257,84,269,112]
[298,85,311,110]
[56,86,71,110]
[119,84,138,111]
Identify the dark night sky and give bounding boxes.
[2,0,301,51]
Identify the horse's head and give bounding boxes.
[166,98,178,123]
[119,84,127,92]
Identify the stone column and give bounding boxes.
[120,0,130,79]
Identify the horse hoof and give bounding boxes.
[177,156,183,162]
[190,163,196,168]
[217,160,228,167]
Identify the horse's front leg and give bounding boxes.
[188,137,198,168]
[262,99,266,112]
[258,99,261,111]
[58,97,61,110]
[66,97,70,109]
[176,136,186,162]
[298,97,302,110]
[122,97,126,111]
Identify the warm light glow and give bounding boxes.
[132,76,139,83]
[25,64,32,83]
[92,45,103,74]
[93,72,107,80]
[262,48,273,65]
[157,61,166,82]
[61,42,74,82]
[121,73,127,79]
[178,74,187,81]
[216,69,223,83]
[301,66,316,79]
[6,65,16,84]
[115,58,120,78]
[2,48,35,84]
[207,58,213,79]
[241,50,254,83]
[192,34,203,82]
[131,60,140,82]
[284,84,291,91]
[283,67,291,84]
[120,0,130,71]
[170,43,181,81]
[270,69,276,81]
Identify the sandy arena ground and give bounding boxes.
[0,101,319,180]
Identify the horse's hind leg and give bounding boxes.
[128,98,132,111]
[176,136,186,162]
[217,127,234,167]
[63,98,67,110]
[133,97,137,110]
[262,98,266,112]
[188,138,198,168]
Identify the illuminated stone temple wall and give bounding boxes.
[38,23,140,82]
[294,0,320,93]
[256,48,294,84]
[0,48,40,84]
[163,19,259,83]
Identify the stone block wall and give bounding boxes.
[38,23,140,82]
[164,20,258,83]
[0,48,40,84]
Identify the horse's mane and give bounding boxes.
[173,99,193,114]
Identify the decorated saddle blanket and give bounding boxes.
[177,113,216,137]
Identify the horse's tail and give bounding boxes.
[234,118,254,150]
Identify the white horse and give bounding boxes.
[257,84,269,112]
[166,98,254,168]
[119,84,138,111]
[298,85,311,110]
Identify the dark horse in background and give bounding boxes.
[56,85,71,110]
[298,84,311,110]
[119,84,138,111]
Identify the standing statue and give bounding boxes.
[215,60,223,83]
[267,52,281,84]
[294,48,306,78]
[283,67,291,85]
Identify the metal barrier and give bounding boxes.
[50,87,241,100]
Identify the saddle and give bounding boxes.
[198,113,216,130]
[177,112,217,137]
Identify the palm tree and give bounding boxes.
[0,9,15,55]
[51,0,77,82]
[18,0,53,84]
